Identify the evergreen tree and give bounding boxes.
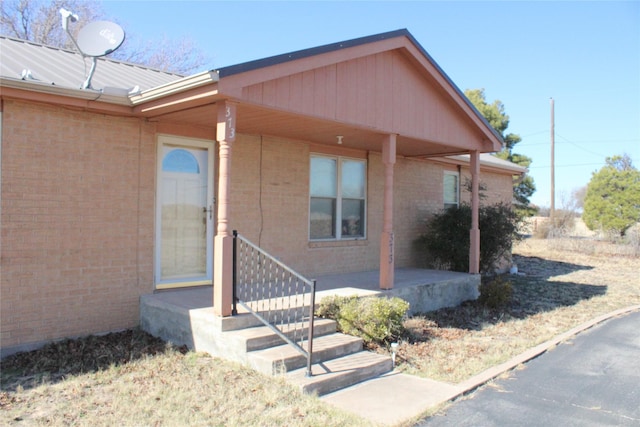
[465,89,536,216]
[583,154,640,237]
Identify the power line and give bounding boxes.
[520,130,549,138]
[518,138,640,147]
[529,162,607,169]
[555,133,610,158]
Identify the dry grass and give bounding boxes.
[2,236,638,425]
[392,237,640,383]
[1,332,372,427]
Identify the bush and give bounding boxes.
[419,203,522,274]
[532,212,576,239]
[316,295,409,344]
[478,277,513,309]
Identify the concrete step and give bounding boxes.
[229,318,337,352]
[287,351,394,396]
[223,306,313,332]
[248,332,363,375]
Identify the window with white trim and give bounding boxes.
[310,155,366,240]
[443,171,460,209]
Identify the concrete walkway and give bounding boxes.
[321,305,640,426]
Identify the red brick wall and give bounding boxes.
[1,100,156,352]
[1,100,516,351]
[225,136,514,276]
[460,169,515,206]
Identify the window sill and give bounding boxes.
[308,239,368,249]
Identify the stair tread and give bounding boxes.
[289,351,391,379]
[231,318,335,340]
[286,351,393,395]
[249,333,362,360]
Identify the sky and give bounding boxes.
[99,0,640,208]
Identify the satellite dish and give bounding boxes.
[76,21,125,57]
[59,9,126,90]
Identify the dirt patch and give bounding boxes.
[1,329,185,393]
[1,334,368,427]
[389,237,640,383]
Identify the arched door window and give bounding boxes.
[162,148,200,174]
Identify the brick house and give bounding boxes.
[0,29,525,356]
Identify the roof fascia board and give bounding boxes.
[0,77,131,106]
[132,85,222,116]
[440,154,527,175]
[398,36,504,151]
[217,36,407,93]
[130,70,219,105]
[217,29,410,78]
[478,164,526,175]
[0,80,137,117]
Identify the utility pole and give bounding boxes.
[550,97,555,217]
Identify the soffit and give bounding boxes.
[149,102,461,157]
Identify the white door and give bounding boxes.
[156,136,214,288]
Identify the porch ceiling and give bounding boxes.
[149,101,469,157]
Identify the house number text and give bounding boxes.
[225,106,235,140]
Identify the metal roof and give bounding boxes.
[218,29,411,78]
[0,36,183,92]
[448,153,528,174]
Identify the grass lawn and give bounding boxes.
[393,237,640,383]
[1,332,372,426]
[1,236,638,426]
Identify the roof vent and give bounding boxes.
[59,8,125,90]
[21,69,37,80]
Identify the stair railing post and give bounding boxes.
[306,279,316,377]
[232,230,238,315]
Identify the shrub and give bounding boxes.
[478,276,513,309]
[316,295,409,344]
[419,202,522,274]
[532,212,576,239]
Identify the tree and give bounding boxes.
[465,89,536,216]
[582,154,640,238]
[0,0,103,48]
[1,0,208,74]
[571,185,587,212]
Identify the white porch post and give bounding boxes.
[469,150,480,274]
[213,101,236,317]
[380,134,396,290]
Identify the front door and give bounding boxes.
[155,135,214,288]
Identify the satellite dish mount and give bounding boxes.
[60,8,125,90]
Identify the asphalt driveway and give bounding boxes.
[418,309,640,426]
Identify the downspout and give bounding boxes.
[469,151,480,275]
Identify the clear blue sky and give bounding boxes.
[101,0,640,209]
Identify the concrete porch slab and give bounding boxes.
[314,268,474,292]
[314,268,480,315]
[141,268,480,323]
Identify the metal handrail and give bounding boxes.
[232,230,316,377]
